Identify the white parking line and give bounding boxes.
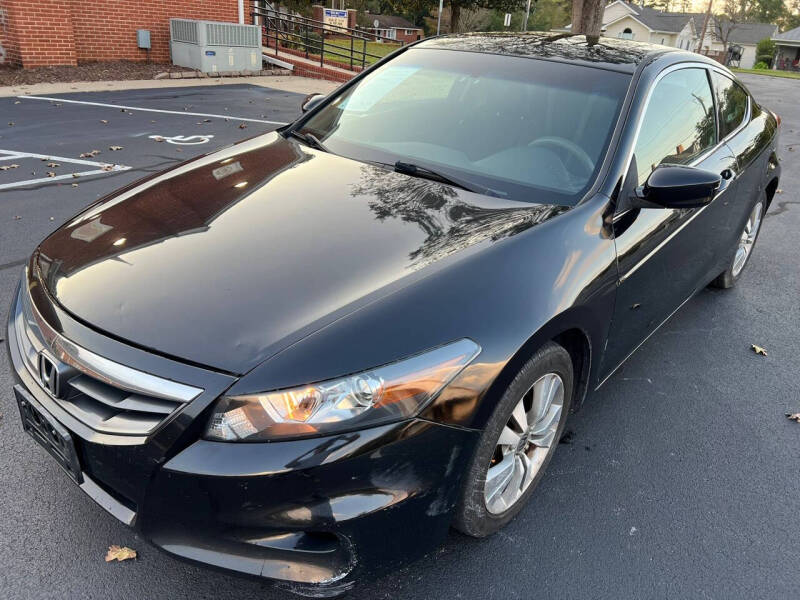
[0,149,130,191]
[18,95,289,125]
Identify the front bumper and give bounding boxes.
[7,277,478,594]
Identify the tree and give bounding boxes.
[714,18,741,60]
[571,0,605,40]
[750,0,786,23]
[447,0,524,33]
[756,37,776,66]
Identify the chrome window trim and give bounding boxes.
[15,280,203,404]
[614,62,744,281]
[619,61,748,207]
[709,69,751,146]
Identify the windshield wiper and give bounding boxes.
[393,161,504,197]
[287,130,328,152]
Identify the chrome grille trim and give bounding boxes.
[17,283,202,404]
[13,279,205,437]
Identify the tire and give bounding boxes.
[453,341,573,538]
[710,190,766,289]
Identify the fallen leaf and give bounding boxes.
[47,172,55,177]
[40,157,50,161]
[72,173,79,178]
[14,100,20,104]
[152,136,165,142]
[100,119,108,124]
[175,148,182,152]
[776,189,783,194]
[109,146,123,151]
[786,413,800,423]
[101,165,114,172]
[203,118,211,122]
[751,344,767,356]
[0,164,19,171]
[238,123,247,129]
[13,215,21,220]
[46,162,60,168]
[120,108,126,112]
[8,122,14,126]
[71,183,78,187]
[105,545,137,562]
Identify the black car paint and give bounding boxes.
[6,34,780,594]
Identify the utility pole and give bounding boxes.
[437,0,444,35]
[695,0,713,54]
[522,0,532,31]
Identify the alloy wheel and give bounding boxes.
[484,372,564,515]
[732,201,763,277]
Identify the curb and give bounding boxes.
[155,69,290,80]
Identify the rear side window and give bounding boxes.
[633,68,716,186]
[711,72,749,139]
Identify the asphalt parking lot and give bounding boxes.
[1,74,799,599]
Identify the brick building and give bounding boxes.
[0,0,254,68]
[363,13,423,44]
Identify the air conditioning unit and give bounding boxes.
[170,19,261,73]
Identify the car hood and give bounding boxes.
[36,133,566,374]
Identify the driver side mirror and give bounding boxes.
[301,93,325,113]
[632,165,721,209]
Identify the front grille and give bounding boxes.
[13,285,202,437]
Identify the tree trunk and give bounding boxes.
[450,3,461,34]
[571,0,604,43]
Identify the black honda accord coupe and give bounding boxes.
[7,33,780,596]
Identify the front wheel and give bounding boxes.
[452,342,573,537]
[710,193,765,289]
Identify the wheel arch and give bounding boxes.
[475,311,596,431]
[765,175,780,210]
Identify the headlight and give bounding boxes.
[205,338,480,441]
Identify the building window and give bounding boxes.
[619,28,634,40]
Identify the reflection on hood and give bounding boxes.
[351,166,567,268]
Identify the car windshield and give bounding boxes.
[297,48,631,205]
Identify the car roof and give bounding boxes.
[415,32,694,74]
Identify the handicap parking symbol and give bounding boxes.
[149,134,215,145]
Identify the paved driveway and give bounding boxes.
[0,75,798,599]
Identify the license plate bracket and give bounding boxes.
[15,385,83,484]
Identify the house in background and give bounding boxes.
[561,1,777,69]
[772,25,800,70]
[364,14,424,43]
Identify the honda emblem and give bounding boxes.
[38,353,61,398]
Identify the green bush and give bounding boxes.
[753,61,769,70]
[755,38,776,68]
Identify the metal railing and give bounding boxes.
[252,5,405,71]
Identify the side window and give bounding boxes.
[633,68,716,186]
[711,72,749,139]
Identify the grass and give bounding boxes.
[323,39,401,66]
[732,67,800,80]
